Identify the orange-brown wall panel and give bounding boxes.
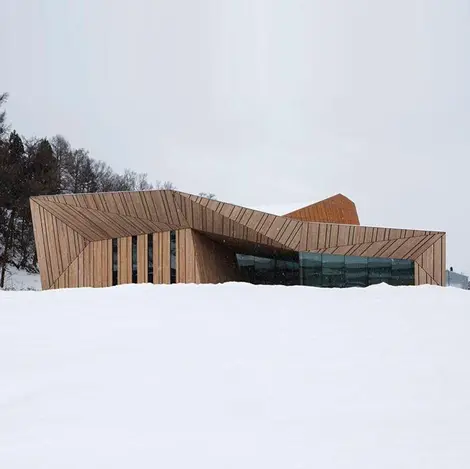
[283,194,360,225]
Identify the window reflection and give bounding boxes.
[300,252,322,286]
[236,251,414,288]
[322,254,345,288]
[368,258,391,285]
[391,259,414,286]
[345,256,368,287]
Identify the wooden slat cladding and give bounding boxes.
[441,234,446,287]
[175,229,242,284]
[154,232,170,284]
[137,234,148,284]
[51,239,112,289]
[177,192,432,247]
[30,200,88,290]
[284,194,360,225]
[176,229,198,283]
[40,190,190,227]
[191,230,242,283]
[31,189,446,289]
[118,237,132,285]
[172,194,290,251]
[180,192,360,227]
[414,235,446,286]
[33,199,177,241]
[299,224,434,253]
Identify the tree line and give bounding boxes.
[0,93,215,287]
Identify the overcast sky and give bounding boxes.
[2,0,470,273]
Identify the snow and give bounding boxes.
[1,283,470,468]
[1,266,41,291]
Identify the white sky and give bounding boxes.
[2,0,470,273]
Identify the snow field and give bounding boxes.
[1,283,470,468]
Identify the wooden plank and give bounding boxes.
[191,230,241,283]
[30,201,50,289]
[154,231,170,284]
[441,234,446,287]
[118,237,131,285]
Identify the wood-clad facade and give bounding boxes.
[30,190,446,290]
[284,194,360,225]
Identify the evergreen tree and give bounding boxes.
[0,131,27,287]
[0,93,194,285]
[0,93,8,139]
[29,138,59,196]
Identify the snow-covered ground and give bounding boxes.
[1,266,40,291]
[1,283,470,468]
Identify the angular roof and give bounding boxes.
[30,189,445,290]
[283,194,360,225]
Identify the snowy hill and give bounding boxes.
[1,283,470,468]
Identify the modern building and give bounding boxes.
[30,190,446,290]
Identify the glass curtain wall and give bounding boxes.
[237,252,414,288]
[237,253,299,286]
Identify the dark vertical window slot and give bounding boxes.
[112,239,118,286]
[170,231,176,284]
[148,234,154,283]
[132,236,138,283]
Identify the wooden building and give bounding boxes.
[30,190,446,290]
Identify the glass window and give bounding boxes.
[112,238,118,286]
[322,254,345,288]
[254,257,276,284]
[236,254,255,283]
[235,248,414,289]
[345,256,368,287]
[148,234,154,283]
[170,231,176,284]
[390,259,414,286]
[275,259,299,286]
[132,236,138,283]
[299,252,322,286]
[368,257,392,285]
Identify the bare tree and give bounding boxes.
[137,173,153,191]
[50,135,72,191]
[155,180,176,190]
[0,94,181,279]
[198,192,217,200]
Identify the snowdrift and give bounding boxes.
[1,283,470,468]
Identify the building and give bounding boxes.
[446,269,469,289]
[30,190,446,290]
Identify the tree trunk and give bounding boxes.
[0,209,16,289]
